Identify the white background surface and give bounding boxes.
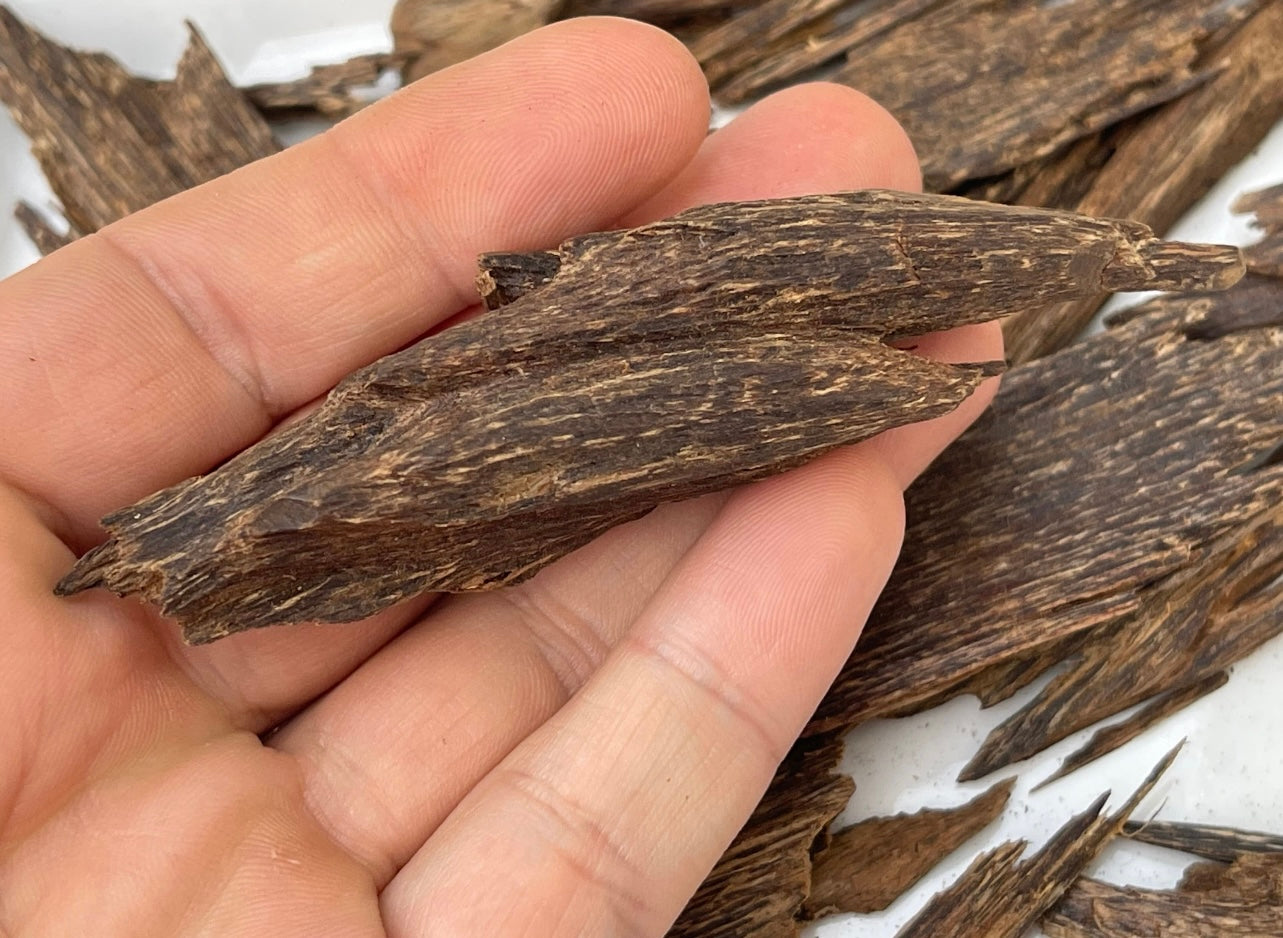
[2,3,1282,934]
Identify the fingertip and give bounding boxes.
[750,82,922,194]
[623,79,921,222]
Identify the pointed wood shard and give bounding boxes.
[805,778,1014,917]
[895,746,1178,938]
[0,7,278,241]
[54,191,1242,642]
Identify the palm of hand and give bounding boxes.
[0,19,999,938]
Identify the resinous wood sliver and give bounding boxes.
[834,0,1258,192]
[0,7,278,242]
[809,270,1283,737]
[54,191,1243,643]
[1122,820,1283,863]
[893,747,1178,938]
[804,778,1015,917]
[1002,1,1283,362]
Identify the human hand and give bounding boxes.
[0,18,1000,936]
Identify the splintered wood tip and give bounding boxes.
[1103,238,1246,293]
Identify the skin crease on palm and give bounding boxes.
[0,17,1002,938]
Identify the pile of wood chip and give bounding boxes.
[3,2,1282,935]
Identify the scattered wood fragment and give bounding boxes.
[55,191,1243,642]
[1002,1,1283,362]
[1035,674,1228,791]
[804,778,1014,917]
[391,0,561,83]
[692,0,941,98]
[13,201,73,256]
[668,735,851,938]
[0,7,278,244]
[1236,181,1283,278]
[833,0,1254,192]
[244,53,405,119]
[809,268,1283,737]
[959,501,1283,782]
[1123,820,1283,864]
[1044,858,1283,936]
[893,746,1177,938]
[1236,183,1283,232]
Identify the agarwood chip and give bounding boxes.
[804,778,1014,917]
[1034,673,1228,791]
[391,0,561,83]
[1044,859,1283,937]
[894,746,1178,938]
[0,8,278,241]
[54,191,1242,643]
[1122,820,1283,864]
[835,0,1255,191]
[1001,2,1283,362]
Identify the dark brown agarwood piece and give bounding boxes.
[804,778,1014,917]
[1237,182,1283,278]
[894,747,1177,938]
[390,0,561,83]
[1034,673,1228,791]
[55,191,1242,643]
[13,201,73,256]
[959,500,1283,782]
[0,8,278,244]
[691,0,941,97]
[834,0,1254,192]
[1122,820,1283,864]
[1002,1,1283,362]
[244,53,406,119]
[1044,857,1283,937]
[809,271,1283,738]
[668,735,851,938]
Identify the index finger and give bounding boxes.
[0,17,709,548]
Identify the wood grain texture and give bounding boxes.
[1044,859,1283,937]
[894,747,1177,938]
[244,53,405,119]
[834,0,1255,192]
[960,501,1283,782]
[1002,2,1283,362]
[1122,821,1283,864]
[804,778,1014,917]
[809,270,1282,738]
[55,191,1243,643]
[0,7,278,241]
[668,735,851,938]
[391,0,561,82]
[1034,673,1228,791]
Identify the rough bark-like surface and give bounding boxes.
[1044,859,1283,937]
[244,53,405,119]
[391,0,562,82]
[804,778,1014,917]
[835,0,1255,192]
[894,748,1176,938]
[0,8,278,241]
[1035,673,1228,791]
[56,191,1242,643]
[960,501,1283,782]
[809,271,1283,737]
[1002,2,1283,362]
[667,735,851,938]
[692,0,941,98]
[1122,821,1283,864]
